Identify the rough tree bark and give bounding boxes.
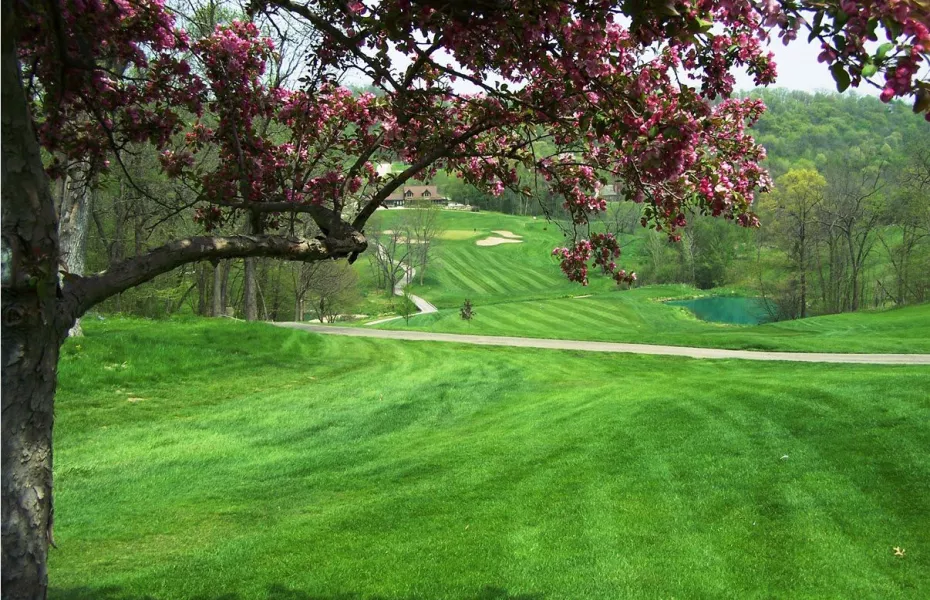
[212,261,224,316]
[244,257,258,321]
[55,165,93,336]
[2,17,73,597]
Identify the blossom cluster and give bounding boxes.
[553,233,637,287]
[20,0,204,177]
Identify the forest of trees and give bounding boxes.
[641,90,930,318]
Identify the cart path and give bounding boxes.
[365,244,438,326]
[272,323,930,365]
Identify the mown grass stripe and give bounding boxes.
[441,251,510,295]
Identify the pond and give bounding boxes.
[667,295,772,325]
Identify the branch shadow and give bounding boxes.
[53,584,544,600]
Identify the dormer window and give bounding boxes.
[404,190,414,197]
[422,190,431,198]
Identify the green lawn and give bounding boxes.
[367,210,631,308]
[360,210,930,354]
[371,285,930,354]
[51,319,930,598]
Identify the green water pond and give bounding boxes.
[667,295,772,325]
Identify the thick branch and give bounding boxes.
[62,231,367,317]
[204,198,366,241]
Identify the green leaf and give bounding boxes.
[884,18,903,39]
[653,0,680,18]
[833,10,849,28]
[579,114,591,133]
[694,17,713,33]
[809,11,825,42]
[875,42,895,61]
[861,62,878,78]
[831,63,851,92]
[866,17,879,41]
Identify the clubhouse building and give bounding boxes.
[383,185,450,208]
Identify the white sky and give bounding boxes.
[733,37,880,97]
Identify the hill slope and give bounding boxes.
[51,319,930,598]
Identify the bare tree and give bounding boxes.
[367,221,411,297]
[764,169,826,318]
[643,229,671,283]
[305,260,360,323]
[399,288,415,324]
[822,152,886,311]
[402,201,445,285]
[878,139,930,305]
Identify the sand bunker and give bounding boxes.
[476,236,524,247]
[477,230,524,245]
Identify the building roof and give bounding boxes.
[385,185,447,201]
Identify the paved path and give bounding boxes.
[272,323,930,365]
[365,244,438,326]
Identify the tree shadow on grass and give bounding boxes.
[53,584,543,600]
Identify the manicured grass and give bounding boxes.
[368,210,632,308]
[51,319,930,598]
[362,210,930,353]
[373,285,930,354]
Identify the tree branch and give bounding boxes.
[351,121,500,229]
[62,231,367,318]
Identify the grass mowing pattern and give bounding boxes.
[368,211,622,308]
[51,319,930,598]
[375,285,930,354]
[365,211,930,353]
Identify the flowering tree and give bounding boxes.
[2,0,928,596]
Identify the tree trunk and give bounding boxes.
[56,165,93,336]
[270,262,282,320]
[196,264,208,315]
[212,261,224,316]
[243,257,258,320]
[1,321,64,600]
[2,21,71,596]
[418,242,429,285]
[220,260,230,313]
[849,241,860,312]
[798,220,807,319]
